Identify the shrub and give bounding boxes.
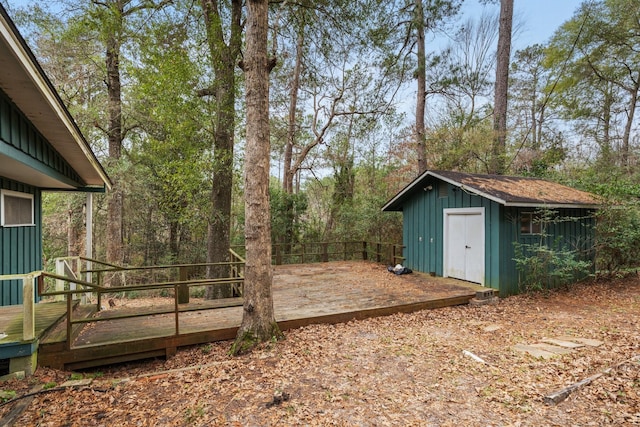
[594,204,640,276]
[514,241,592,293]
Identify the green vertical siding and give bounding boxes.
[0,90,50,306]
[0,87,80,305]
[0,178,42,305]
[0,179,42,305]
[400,177,596,296]
[498,207,595,296]
[402,179,502,289]
[498,207,520,296]
[0,90,83,186]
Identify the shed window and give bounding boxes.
[520,212,541,234]
[1,190,34,227]
[438,182,448,198]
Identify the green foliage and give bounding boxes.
[593,204,640,275]
[230,323,284,356]
[513,209,592,293]
[513,241,591,293]
[270,187,308,246]
[569,170,640,275]
[544,0,640,166]
[69,372,84,381]
[0,390,17,402]
[426,116,494,173]
[184,405,205,424]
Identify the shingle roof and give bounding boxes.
[382,170,600,211]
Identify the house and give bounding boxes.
[382,170,599,296]
[0,4,111,306]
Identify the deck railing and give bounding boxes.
[0,272,40,341]
[231,240,404,266]
[2,241,401,346]
[0,250,247,346]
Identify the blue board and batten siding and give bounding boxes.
[0,91,83,186]
[0,90,73,306]
[499,207,595,296]
[401,179,503,290]
[399,177,595,296]
[0,179,42,305]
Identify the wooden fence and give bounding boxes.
[231,241,404,266]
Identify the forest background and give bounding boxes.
[2,0,639,276]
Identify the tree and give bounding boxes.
[270,1,398,251]
[547,0,640,170]
[415,0,427,172]
[417,9,499,172]
[414,0,462,173]
[199,0,243,299]
[489,0,513,174]
[440,10,499,128]
[128,14,211,264]
[509,44,566,175]
[52,0,172,276]
[232,0,283,355]
[368,0,461,174]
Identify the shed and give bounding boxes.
[382,170,599,296]
[0,5,111,306]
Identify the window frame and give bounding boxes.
[438,181,448,198]
[520,211,541,235]
[1,189,35,227]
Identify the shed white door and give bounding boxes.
[443,208,484,285]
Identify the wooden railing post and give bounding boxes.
[174,285,180,336]
[177,266,189,304]
[66,293,72,350]
[96,270,103,311]
[23,275,35,341]
[275,244,282,265]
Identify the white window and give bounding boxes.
[1,189,35,227]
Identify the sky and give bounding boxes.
[510,0,581,49]
[3,0,583,49]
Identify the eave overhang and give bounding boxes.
[0,6,111,191]
[382,170,600,212]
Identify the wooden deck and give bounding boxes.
[32,261,486,370]
[0,301,69,361]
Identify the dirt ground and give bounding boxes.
[1,273,639,426]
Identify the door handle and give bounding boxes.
[465,245,470,249]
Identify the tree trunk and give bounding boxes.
[67,202,81,257]
[201,0,242,299]
[232,0,282,355]
[283,29,304,194]
[621,75,640,168]
[601,86,613,164]
[415,0,428,173]
[105,27,124,282]
[490,0,513,175]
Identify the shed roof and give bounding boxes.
[382,170,600,211]
[0,5,111,191]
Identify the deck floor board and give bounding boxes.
[15,261,486,369]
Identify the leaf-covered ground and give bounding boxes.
[1,275,639,426]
